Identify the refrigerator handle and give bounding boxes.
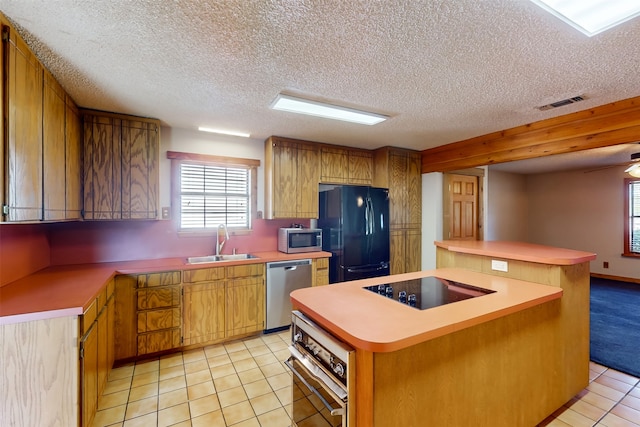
[366,196,374,235]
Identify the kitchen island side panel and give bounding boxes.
[435,246,591,422]
[1,315,79,427]
[369,298,563,426]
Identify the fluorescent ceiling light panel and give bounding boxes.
[270,94,388,125]
[530,0,640,36]
[198,127,250,138]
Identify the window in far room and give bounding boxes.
[624,178,640,256]
[167,151,259,232]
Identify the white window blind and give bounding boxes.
[180,162,250,229]
[630,181,640,253]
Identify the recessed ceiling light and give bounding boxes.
[530,0,640,36]
[198,127,250,138]
[270,93,389,125]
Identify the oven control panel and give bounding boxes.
[292,329,348,384]
[290,311,352,386]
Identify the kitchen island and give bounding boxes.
[290,257,591,426]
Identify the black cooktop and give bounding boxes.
[363,276,496,310]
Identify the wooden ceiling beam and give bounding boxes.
[421,95,640,173]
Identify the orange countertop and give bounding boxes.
[290,268,563,353]
[0,251,330,325]
[435,240,597,265]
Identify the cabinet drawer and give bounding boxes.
[137,328,181,355]
[226,264,264,279]
[137,287,181,310]
[137,271,181,288]
[137,307,181,333]
[81,299,97,335]
[183,267,225,283]
[315,258,329,269]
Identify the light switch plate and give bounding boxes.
[491,259,508,272]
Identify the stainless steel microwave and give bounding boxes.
[278,228,322,253]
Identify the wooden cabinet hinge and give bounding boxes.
[79,342,84,360]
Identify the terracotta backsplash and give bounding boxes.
[0,223,51,287]
[47,218,307,265]
[0,218,309,287]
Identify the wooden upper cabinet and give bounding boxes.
[65,96,83,219]
[121,119,159,219]
[83,111,160,220]
[264,136,319,219]
[320,145,373,185]
[320,146,349,183]
[348,149,373,185]
[374,147,422,229]
[374,147,422,274]
[3,25,43,221]
[43,70,66,220]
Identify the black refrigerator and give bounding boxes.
[318,185,390,283]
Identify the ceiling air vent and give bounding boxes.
[537,95,586,111]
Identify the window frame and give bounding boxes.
[623,177,640,258]
[168,151,259,234]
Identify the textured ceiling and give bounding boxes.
[2,0,640,170]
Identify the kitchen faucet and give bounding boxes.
[216,224,230,255]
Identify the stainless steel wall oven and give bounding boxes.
[287,311,355,426]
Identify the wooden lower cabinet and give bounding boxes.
[80,280,115,427]
[80,321,99,427]
[114,271,182,360]
[390,229,422,274]
[226,275,265,336]
[312,257,330,286]
[182,263,265,347]
[183,282,226,346]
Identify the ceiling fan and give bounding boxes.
[624,152,640,177]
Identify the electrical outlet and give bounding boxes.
[161,207,170,219]
[491,259,508,272]
[603,261,609,269]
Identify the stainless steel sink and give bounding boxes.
[186,253,259,264]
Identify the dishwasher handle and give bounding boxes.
[267,259,312,269]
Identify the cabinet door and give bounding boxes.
[226,276,265,337]
[406,153,422,229]
[43,70,66,220]
[121,120,159,219]
[320,146,348,184]
[297,143,319,218]
[389,229,404,275]
[405,229,422,273]
[5,26,43,221]
[313,258,329,286]
[80,322,98,427]
[65,97,83,219]
[270,139,299,218]
[388,152,408,228]
[114,275,137,361]
[97,306,109,397]
[106,295,115,376]
[183,282,226,345]
[348,150,373,185]
[83,115,122,219]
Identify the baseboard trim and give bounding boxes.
[591,273,640,285]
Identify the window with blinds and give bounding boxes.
[180,162,251,229]
[629,180,640,254]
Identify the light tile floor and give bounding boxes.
[93,330,640,427]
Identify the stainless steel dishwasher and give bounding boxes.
[265,259,312,333]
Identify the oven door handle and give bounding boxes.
[285,357,345,417]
